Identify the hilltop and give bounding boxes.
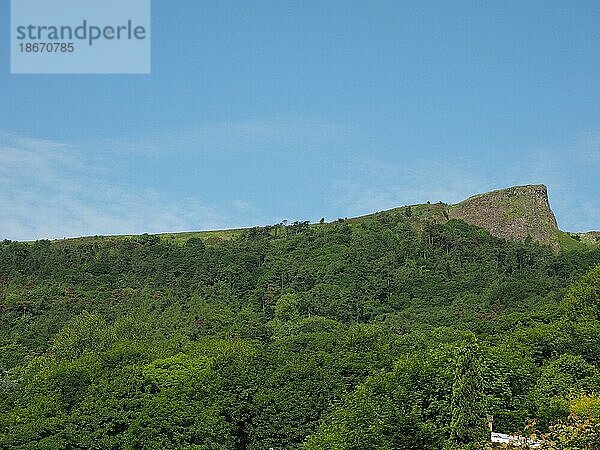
[448,184,561,248]
[48,184,596,251]
[577,231,600,246]
[348,184,593,251]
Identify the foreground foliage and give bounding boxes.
[1,213,600,449]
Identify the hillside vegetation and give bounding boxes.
[1,188,600,449]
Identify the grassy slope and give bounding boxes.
[557,231,589,252]
[51,228,246,246]
[51,213,597,251]
[48,190,596,251]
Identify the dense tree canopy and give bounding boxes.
[1,212,600,449]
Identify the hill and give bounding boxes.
[53,184,595,252]
[2,185,600,449]
[339,184,592,251]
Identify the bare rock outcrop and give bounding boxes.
[448,184,560,247]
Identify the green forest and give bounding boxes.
[1,211,600,449]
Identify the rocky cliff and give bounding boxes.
[448,184,560,247]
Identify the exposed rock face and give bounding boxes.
[449,184,560,247]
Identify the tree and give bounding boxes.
[449,340,488,449]
[563,264,600,320]
[274,293,300,322]
[52,312,112,361]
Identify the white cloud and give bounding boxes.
[1,125,597,241]
[0,132,229,241]
[329,132,600,232]
[93,119,348,156]
[0,119,347,241]
[329,157,495,216]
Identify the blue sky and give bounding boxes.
[1,0,599,240]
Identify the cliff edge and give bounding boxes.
[448,184,560,248]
